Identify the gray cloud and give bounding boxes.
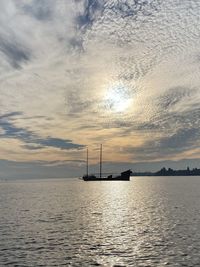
[0,37,31,69]
[36,137,84,150]
[106,0,160,19]
[23,0,54,21]
[76,0,105,30]
[69,37,84,51]
[0,112,23,120]
[156,87,197,110]
[159,128,200,150]
[23,144,44,150]
[66,91,97,116]
[125,126,200,161]
[0,113,84,151]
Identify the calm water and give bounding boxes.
[0,176,200,266]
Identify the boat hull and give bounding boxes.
[82,170,131,181]
[83,177,130,181]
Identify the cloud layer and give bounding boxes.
[0,0,200,177]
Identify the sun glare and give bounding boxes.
[105,83,131,113]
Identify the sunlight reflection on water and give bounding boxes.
[0,177,200,266]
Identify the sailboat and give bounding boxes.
[82,145,132,181]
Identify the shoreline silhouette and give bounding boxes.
[133,167,200,176]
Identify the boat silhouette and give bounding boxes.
[82,144,132,181]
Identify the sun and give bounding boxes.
[104,83,131,113]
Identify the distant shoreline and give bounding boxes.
[132,167,200,176]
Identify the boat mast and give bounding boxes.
[100,144,102,178]
[86,148,89,177]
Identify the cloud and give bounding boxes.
[0,0,200,176]
[23,0,54,21]
[0,37,31,69]
[106,0,160,19]
[0,112,23,120]
[0,112,85,151]
[159,128,200,150]
[23,144,44,150]
[76,0,105,30]
[156,87,197,110]
[124,126,200,161]
[35,137,84,150]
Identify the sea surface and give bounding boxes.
[0,176,200,267]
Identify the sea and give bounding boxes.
[0,176,200,267]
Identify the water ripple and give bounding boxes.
[1,177,200,266]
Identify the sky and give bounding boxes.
[0,0,200,178]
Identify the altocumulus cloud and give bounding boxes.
[0,0,200,175]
